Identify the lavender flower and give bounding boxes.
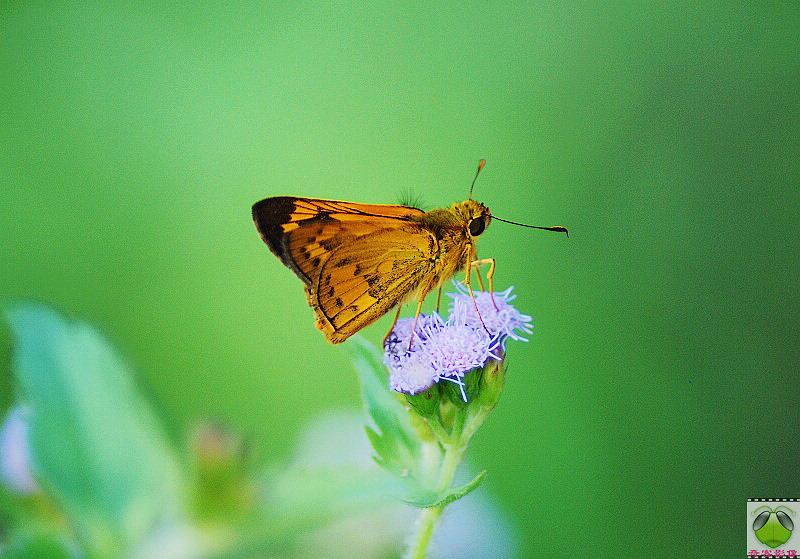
[0,405,39,495]
[384,284,531,400]
[448,283,533,349]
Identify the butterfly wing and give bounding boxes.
[252,197,437,342]
[252,197,425,284]
[310,226,439,343]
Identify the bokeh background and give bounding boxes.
[2,2,798,557]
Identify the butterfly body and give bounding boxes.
[252,196,492,343]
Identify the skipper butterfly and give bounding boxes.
[252,161,567,344]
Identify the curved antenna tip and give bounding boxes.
[469,159,486,200]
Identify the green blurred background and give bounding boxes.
[1,2,798,556]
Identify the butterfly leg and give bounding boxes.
[469,258,498,310]
[473,264,498,310]
[382,305,403,348]
[408,295,427,350]
[435,285,443,312]
[475,265,486,291]
[463,260,488,333]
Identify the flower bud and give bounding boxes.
[476,356,506,409]
[189,420,253,519]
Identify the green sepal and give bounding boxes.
[463,367,482,401]
[405,386,439,417]
[441,377,468,407]
[399,470,487,508]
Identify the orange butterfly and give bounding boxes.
[251,161,567,344]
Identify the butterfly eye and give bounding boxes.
[753,511,770,531]
[469,217,486,237]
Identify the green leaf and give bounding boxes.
[343,336,421,480]
[4,303,185,555]
[399,470,487,508]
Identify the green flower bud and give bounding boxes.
[190,421,253,519]
[477,356,506,409]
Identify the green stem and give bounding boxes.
[424,414,450,442]
[437,441,469,492]
[408,412,470,559]
[409,504,444,559]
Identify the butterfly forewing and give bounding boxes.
[252,197,424,285]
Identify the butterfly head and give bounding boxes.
[452,199,492,239]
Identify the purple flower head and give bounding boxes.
[384,312,447,395]
[384,312,445,367]
[447,282,533,350]
[385,311,500,401]
[384,284,530,401]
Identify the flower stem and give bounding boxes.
[409,503,444,559]
[408,416,470,559]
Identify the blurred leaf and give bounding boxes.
[399,470,486,509]
[0,529,74,559]
[0,406,39,496]
[343,336,422,481]
[0,476,26,521]
[209,465,408,559]
[4,303,185,556]
[265,465,402,525]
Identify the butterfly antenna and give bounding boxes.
[491,215,569,237]
[469,159,486,200]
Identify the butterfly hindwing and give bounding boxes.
[310,226,439,342]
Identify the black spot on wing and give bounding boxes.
[320,237,340,251]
